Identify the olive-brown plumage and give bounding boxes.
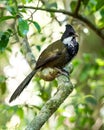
[36,40,71,69]
[9,24,79,102]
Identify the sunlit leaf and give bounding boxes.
[32,21,41,33]
[84,95,97,105]
[29,20,41,33]
[6,6,17,15]
[82,0,90,7]
[0,82,6,95]
[36,45,41,51]
[73,59,81,67]
[69,116,76,122]
[0,75,7,95]
[41,37,46,42]
[100,8,104,17]
[16,108,24,119]
[21,0,26,4]
[96,0,104,10]
[45,2,57,9]
[17,17,29,37]
[70,1,77,12]
[0,75,7,83]
[85,0,97,14]
[26,0,33,2]
[21,0,32,4]
[97,18,104,28]
[96,58,104,66]
[56,116,65,128]
[0,29,12,52]
[20,8,27,13]
[0,16,15,23]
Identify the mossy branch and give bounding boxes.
[26,75,73,130]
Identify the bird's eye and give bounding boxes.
[69,32,74,36]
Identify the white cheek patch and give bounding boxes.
[63,36,73,46]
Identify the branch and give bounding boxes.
[18,5,104,40]
[18,5,74,16]
[21,36,36,68]
[77,14,104,40]
[26,75,73,130]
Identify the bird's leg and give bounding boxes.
[55,67,69,79]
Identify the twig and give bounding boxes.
[29,0,40,20]
[18,5,104,40]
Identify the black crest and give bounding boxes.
[61,24,75,41]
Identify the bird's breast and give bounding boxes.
[67,41,79,57]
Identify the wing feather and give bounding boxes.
[35,40,63,69]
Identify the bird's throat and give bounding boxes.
[62,36,73,46]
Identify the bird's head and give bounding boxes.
[61,24,77,45]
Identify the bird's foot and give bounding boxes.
[55,68,69,79]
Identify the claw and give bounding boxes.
[55,67,69,79]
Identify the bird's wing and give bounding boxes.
[35,40,63,69]
[35,50,62,69]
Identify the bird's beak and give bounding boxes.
[73,33,78,37]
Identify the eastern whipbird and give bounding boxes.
[9,24,79,103]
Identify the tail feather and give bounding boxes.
[9,69,37,103]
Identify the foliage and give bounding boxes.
[0,0,104,130]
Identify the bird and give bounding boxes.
[9,24,79,103]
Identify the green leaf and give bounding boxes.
[69,116,76,122]
[36,45,41,51]
[100,8,104,17]
[6,6,17,15]
[83,53,91,62]
[22,0,32,3]
[84,95,97,105]
[29,20,41,33]
[0,16,15,23]
[96,8,104,28]
[17,17,29,37]
[96,58,104,66]
[0,82,6,95]
[73,59,81,67]
[0,75,7,95]
[16,108,24,119]
[0,75,7,83]
[96,0,104,10]
[21,0,26,4]
[70,1,77,12]
[56,116,65,128]
[97,18,104,28]
[85,0,97,14]
[0,29,12,52]
[82,0,90,7]
[41,37,46,42]
[45,2,57,9]
[33,21,41,33]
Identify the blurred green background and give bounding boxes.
[0,0,104,130]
